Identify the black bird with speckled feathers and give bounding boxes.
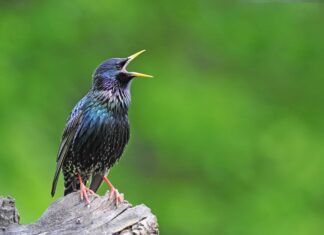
[51,50,152,205]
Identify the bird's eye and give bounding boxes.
[116,65,122,70]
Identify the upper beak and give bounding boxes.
[124,50,153,78]
[128,50,146,61]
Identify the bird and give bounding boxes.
[51,50,152,205]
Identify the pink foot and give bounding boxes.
[103,176,124,206]
[78,175,97,205]
[108,187,124,206]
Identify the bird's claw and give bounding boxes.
[80,184,98,205]
[108,188,124,206]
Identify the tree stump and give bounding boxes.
[0,192,159,235]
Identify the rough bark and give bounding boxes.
[0,192,159,235]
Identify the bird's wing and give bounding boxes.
[51,103,85,197]
[90,168,109,193]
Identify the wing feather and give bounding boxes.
[51,103,85,197]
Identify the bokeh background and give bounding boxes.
[1,1,324,234]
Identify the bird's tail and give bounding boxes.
[63,174,90,195]
[63,174,81,196]
[64,181,79,195]
[89,168,109,193]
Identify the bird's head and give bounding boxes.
[92,50,152,91]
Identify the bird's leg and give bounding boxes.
[102,176,124,206]
[78,174,96,204]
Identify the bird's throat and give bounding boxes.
[94,89,131,115]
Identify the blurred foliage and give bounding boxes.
[1,1,324,234]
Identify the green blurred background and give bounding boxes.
[1,1,324,234]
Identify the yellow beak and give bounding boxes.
[128,50,146,61]
[126,50,153,78]
[128,72,153,78]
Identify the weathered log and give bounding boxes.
[0,192,159,235]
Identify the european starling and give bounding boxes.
[51,50,152,205]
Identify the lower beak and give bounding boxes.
[128,72,153,78]
[125,50,153,78]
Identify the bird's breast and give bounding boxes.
[72,105,130,170]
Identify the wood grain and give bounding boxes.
[0,192,158,235]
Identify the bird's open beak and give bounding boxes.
[124,50,153,78]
